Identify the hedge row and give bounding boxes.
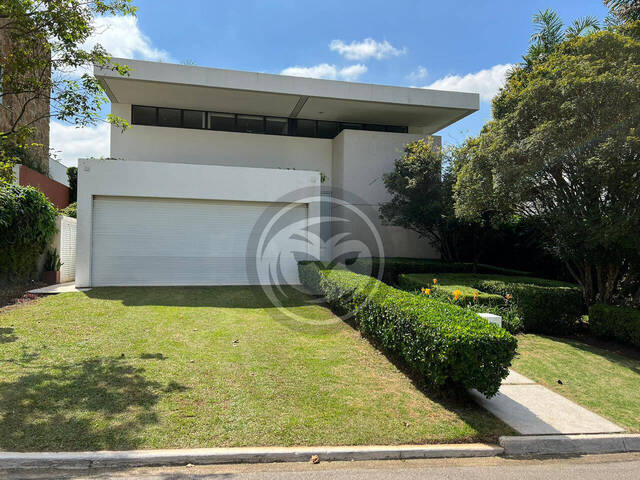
[589,304,640,349]
[0,182,57,283]
[398,273,583,335]
[346,257,531,285]
[299,262,517,397]
[398,273,505,307]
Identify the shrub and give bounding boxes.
[60,201,77,218]
[589,304,640,349]
[398,273,504,307]
[299,262,517,397]
[0,182,58,283]
[397,273,583,334]
[347,257,530,285]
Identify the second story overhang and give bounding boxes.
[95,58,480,134]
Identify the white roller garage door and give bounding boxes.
[91,196,307,286]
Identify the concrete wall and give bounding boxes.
[331,130,440,259]
[110,103,334,184]
[76,159,321,287]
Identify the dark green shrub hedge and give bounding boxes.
[347,257,531,285]
[0,182,57,283]
[60,201,77,218]
[299,262,517,397]
[398,273,505,307]
[589,304,640,348]
[397,272,582,335]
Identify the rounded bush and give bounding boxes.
[1,182,58,282]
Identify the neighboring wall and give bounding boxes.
[0,19,51,173]
[17,164,70,209]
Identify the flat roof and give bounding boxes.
[95,58,479,134]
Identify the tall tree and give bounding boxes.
[605,0,640,24]
[0,1,136,177]
[454,23,640,305]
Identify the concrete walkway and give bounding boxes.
[470,370,623,435]
[28,282,91,294]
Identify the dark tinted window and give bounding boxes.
[317,121,340,138]
[183,110,205,129]
[158,108,181,127]
[265,117,288,135]
[132,106,157,125]
[341,123,363,131]
[209,113,236,131]
[365,124,386,132]
[386,125,408,133]
[296,119,316,137]
[237,115,264,133]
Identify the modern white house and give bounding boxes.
[76,58,479,287]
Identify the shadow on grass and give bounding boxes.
[0,327,17,344]
[0,357,187,451]
[84,286,312,309]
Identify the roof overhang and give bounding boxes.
[95,58,480,134]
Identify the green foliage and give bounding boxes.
[347,257,530,285]
[60,202,77,219]
[0,0,135,146]
[398,273,505,307]
[455,24,640,305]
[605,0,640,25]
[67,167,78,203]
[399,273,583,335]
[0,182,57,283]
[298,262,517,397]
[44,249,62,272]
[589,303,640,348]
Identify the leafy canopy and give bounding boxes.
[454,23,640,304]
[0,1,136,147]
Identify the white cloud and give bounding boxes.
[50,122,110,166]
[338,64,368,81]
[281,63,367,81]
[407,66,428,82]
[87,15,172,62]
[329,38,406,61]
[423,64,513,102]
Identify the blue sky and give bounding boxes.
[52,0,611,165]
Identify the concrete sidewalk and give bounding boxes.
[28,282,90,294]
[470,370,623,435]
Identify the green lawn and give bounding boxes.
[513,334,640,432]
[0,286,510,451]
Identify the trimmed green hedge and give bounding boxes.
[1,182,57,283]
[347,257,531,285]
[398,273,505,307]
[589,304,640,349]
[406,273,583,335]
[299,262,517,397]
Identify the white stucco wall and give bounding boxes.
[331,130,440,259]
[110,103,334,184]
[76,158,321,287]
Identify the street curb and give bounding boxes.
[500,434,640,456]
[0,444,503,469]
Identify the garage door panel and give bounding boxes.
[91,196,306,286]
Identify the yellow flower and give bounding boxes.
[506,294,512,301]
[433,278,438,285]
[421,287,425,293]
[473,291,479,301]
[452,289,462,301]
[424,288,431,296]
